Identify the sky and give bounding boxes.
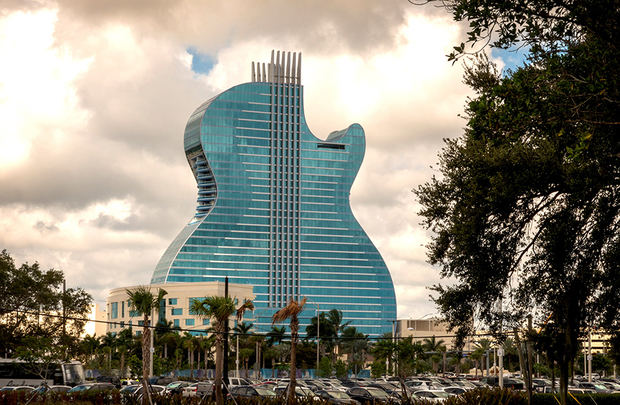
[0,0,512,321]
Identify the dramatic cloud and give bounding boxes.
[0,0,478,319]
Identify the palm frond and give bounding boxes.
[272,297,307,324]
[236,299,255,321]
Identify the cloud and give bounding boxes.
[0,1,471,320]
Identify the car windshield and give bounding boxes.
[120,385,140,393]
[256,388,276,396]
[329,391,350,399]
[367,388,389,398]
[593,384,608,390]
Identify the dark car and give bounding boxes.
[481,377,524,390]
[229,385,277,399]
[68,383,116,393]
[316,389,361,405]
[346,387,394,405]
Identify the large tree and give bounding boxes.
[415,2,619,404]
[126,286,167,405]
[190,296,254,405]
[0,250,92,362]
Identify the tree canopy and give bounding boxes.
[415,1,618,404]
[0,250,92,360]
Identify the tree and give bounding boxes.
[190,296,254,405]
[234,321,253,377]
[422,336,447,373]
[272,297,306,405]
[414,2,619,404]
[0,250,92,360]
[126,286,167,405]
[340,326,368,376]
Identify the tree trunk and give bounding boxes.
[215,332,224,405]
[141,315,151,405]
[288,321,298,405]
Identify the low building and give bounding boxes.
[106,281,255,336]
[397,318,475,352]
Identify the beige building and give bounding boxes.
[84,303,108,337]
[106,281,255,335]
[397,318,475,352]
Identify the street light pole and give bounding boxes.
[149,307,154,378]
[588,329,592,382]
[392,320,396,376]
[316,303,320,375]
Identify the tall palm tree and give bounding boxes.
[422,336,447,373]
[327,309,351,360]
[190,296,254,405]
[234,322,254,377]
[126,286,167,405]
[272,297,306,405]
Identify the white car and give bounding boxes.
[412,389,453,403]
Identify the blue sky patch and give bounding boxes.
[491,46,530,75]
[187,47,215,75]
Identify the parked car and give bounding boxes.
[68,383,116,393]
[274,385,319,400]
[164,381,192,395]
[0,386,34,392]
[316,389,361,405]
[412,390,452,403]
[346,386,394,405]
[229,385,277,399]
[576,382,612,393]
[182,382,214,398]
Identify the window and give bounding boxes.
[121,301,125,318]
[111,302,118,319]
[185,319,195,326]
[138,320,144,326]
[172,308,183,316]
[202,319,210,325]
[168,298,177,305]
[173,319,180,327]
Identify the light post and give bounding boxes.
[392,320,397,376]
[149,307,154,378]
[316,303,320,374]
[588,329,592,382]
[236,329,240,378]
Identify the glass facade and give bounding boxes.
[151,51,396,337]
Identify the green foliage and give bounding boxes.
[0,250,92,361]
[317,356,332,377]
[415,2,619,404]
[334,359,347,378]
[370,358,386,378]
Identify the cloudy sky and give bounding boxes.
[0,0,513,320]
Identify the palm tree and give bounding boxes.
[79,334,101,365]
[116,328,134,379]
[190,296,254,405]
[234,321,254,377]
[327,309,351,360]
[422,336,447,373]
[126,286,167,405]
[272,297,306,405]
[101,332,117,371]
[472,338,493,376]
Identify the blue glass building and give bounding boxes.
[152,51,396,337]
